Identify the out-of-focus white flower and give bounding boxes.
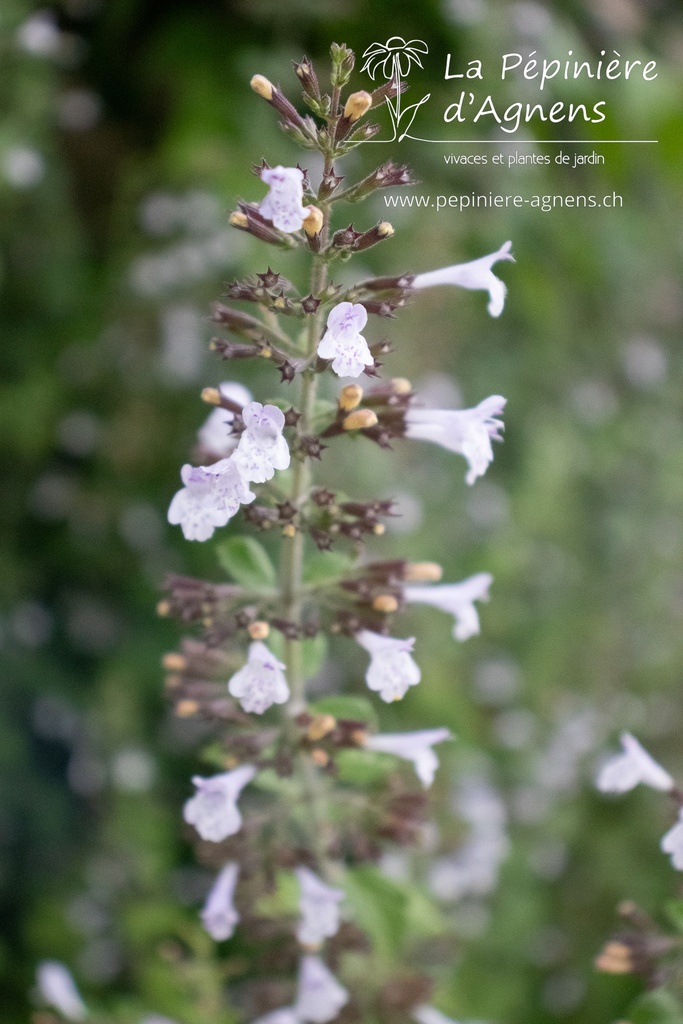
[294,955,349,1024]
[405,574,493,641]
[661,811,683,870]
[183,765,256,842]
[201,862,240,940]
[234,402,290,483]
[228,641,290,714]
[405,397,506,485]
[413,1004,463,1024]
[2,147,45,189]
[295,867,344,946]
[317,303,374,378]
[596,733,674,794]
[355,630,421,702]
[412,241,514,317]
[36,962,87,1021]
[198,382,252,456]
[167,459,255,541]
[260,166,307,233]
[252,1010,300,1024]
[16,11,61,57]
[141,1015,181,1024]
[365,728,452,787]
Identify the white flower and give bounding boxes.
[252,1011,301,1024]
[364,728,452,787]
[294,955,349,1024]
[413,1005,462,1024]
[167,459,255,541]
[355,630,421,702]
[596,733,674,794]
[405,573,493,641]
[201,862,240,940]
[198,381,252,456]
[183,765,256,842]
[234,401,290,484]
[36,962,87,1021]
[260,166,307,233]
[317,302,374,378]
[228,641,290,714]
[661,811,683,870]
[141,1015,181,1024]
[405,396,506,485]
[412,241,514,318]
[295,867,344,946]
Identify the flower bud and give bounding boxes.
[377,222,394,237]
[247,621,270,640]
[311,748,330,767]
[404,562,443,582]
[390,377,412,394]
[163,653,186,672]
[372,594,399,613]
[282,523,297,538]
[307,714,337,741]
[344,90,372,122]
[343,409,378,431]
[156,600,171,617]
[229,211,249,229]
[339,384,363,411]
[373,523,385,536]
[176,699,199,718]
[303,205,324,237]
[594,942,633,974]
[250,74,274,101]
[201,387,221,406]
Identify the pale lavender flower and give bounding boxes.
[295,866,344,946]
[294,955,349,1024]
[405,573,493,641]
[183,765,256,842]
[252,1011,300,1024]
[413,1005,462,1024]
[317,302,374,378]
[201,862,240,940]
[234,401,290,483]
[260,166,307,233]
[365,728,452,787]
[661,811,683,870]
[405,396,506,485]
[228,641,290,714]
[412,241,514,317]
[596,733,674,794]
[36,961,87,1021]
[198,381,252,456]
[355,630,421,702]
[167,459,255,541]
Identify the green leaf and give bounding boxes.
[630,989,683,1024]
[336,748,390,786]
[303,550,356,584]
[665,899,683,934]
[311,695,378,728]
[216,535,277,589]
[344,865,408,961]
[255,869,299,918]
[301,634,327,680]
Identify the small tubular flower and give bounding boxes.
[294,955,349,1024]
[198,381,252,456]
[234,401,290,483]
[295,866,344,946]
[201,862,240,940]
[405,396,506,485]
[167,459,255,541]
[228,641,290,714]
[412,241,514,317]
[36,962,87,1022]
[596,733,674,794]
[183,765,256,842]
[364,728,452,787]
[404,573,493,641]
[661,811,683,870]
[355,630,421,702]
[260,166,307,233]
[317,302,373,378]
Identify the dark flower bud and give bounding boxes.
[293,56,320,99]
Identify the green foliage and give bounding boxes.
[216,536,278,589]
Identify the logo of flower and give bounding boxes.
[361,37,430,141]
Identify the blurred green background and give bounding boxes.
[2,0,683,1021]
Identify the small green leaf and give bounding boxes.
[311,694,378,728]
[303,550,356,584]
[630,989,683,1024]
[344,865,408,961]
[216,535,277,589]
[336,748,390,786]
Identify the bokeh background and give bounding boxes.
[2,0,683,1022]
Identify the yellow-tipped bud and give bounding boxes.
[310,748,330,768]
[250,74,274,101]
[377,221,394,237]
[248,621,270,640]
[229,211,248,229]
[303,205,324,237]
[594,942,633,974]
[162,653,186,672]
[373,523,385,536]
[351,728,368,746]
[259,346,273,359]
[404,561,443,582]
[176,699,199,718]
[338,384,363,411]
[307,714,337,742]
[390,377,412,395]
[343,409,378,431]
[372,594,399,613]
[201,387,221,406]
[156,600,171,618]
[282,523,297,538]
[296,63,312,80]
[344,90,373,122]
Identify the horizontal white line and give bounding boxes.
[405,138,658,144]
